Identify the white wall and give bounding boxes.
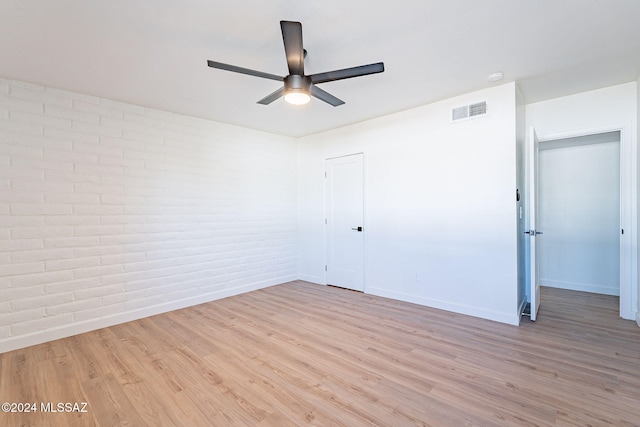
[526,82,638,320]
[4,76,636,354]
[298,83,521,325]
[526,83,637,136]
[0,77,297,353]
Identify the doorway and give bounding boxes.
[527,126,635,321]
[538,132,620,295]
[325,153,364,291]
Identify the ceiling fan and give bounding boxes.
[207,20,384,106]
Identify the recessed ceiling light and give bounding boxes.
[488,72,504,82]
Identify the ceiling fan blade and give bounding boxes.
[280,21,305,75]
[257,87,285,105]
[310,85,345,107]
[310,62,384,84]
[207,60,283,82]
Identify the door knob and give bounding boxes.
[351,226,363,232]
[524,229,543,235]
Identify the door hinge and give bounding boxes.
[325,218,327,224]
[325,265,327,271]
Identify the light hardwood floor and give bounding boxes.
[1,281,639,426]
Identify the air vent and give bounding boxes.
[452,101,487,121]
[452,106,469,121]
[469,101,487,116]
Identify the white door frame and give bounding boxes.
[528,123,637,320]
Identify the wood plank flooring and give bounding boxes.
[1,281,639,426]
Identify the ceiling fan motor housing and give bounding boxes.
[284,74,311,94]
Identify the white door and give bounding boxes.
[325,154,364,291]
[528,128,541,321]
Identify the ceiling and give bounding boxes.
[1,0,639,138]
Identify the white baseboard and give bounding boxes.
[297,274,324,285]
[0,275,296,354]
[367,286,521,326]
[539,279,620,296]
[636,312,640,328]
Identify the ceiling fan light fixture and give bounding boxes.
[283,74,312,105]
[284,89,311,105]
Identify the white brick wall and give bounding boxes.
[0,76,297,352]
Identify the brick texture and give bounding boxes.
[0,77,297,352]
